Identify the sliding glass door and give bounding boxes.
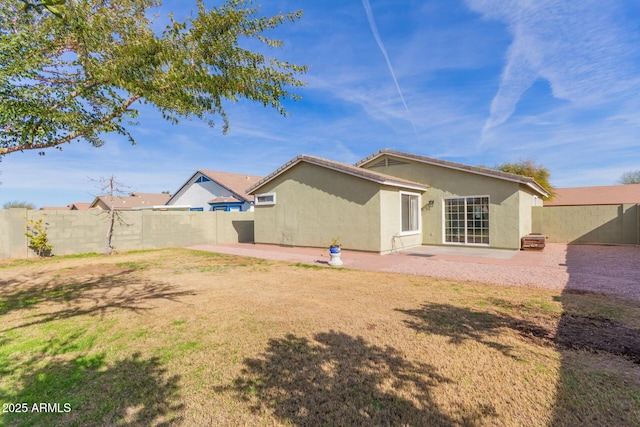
[444,196,489,245]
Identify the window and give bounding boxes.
[195,176,211,183]
[444,196,489,245]
[255,192,276,206]
[400,192,420,234]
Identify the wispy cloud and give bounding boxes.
[361,0,416,133]
[467,0,640,133]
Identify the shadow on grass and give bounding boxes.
[550,245,640,426]
[397,244,640,426]
[0,264,188,426]
[0,267,196,332]
[0,350,182,426]
[396,302,555,360]
[222,331,497,426]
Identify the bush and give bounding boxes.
[24,219,53,257]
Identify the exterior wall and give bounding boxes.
[518,188,539,238]
[362,158,525,249]
[253,162,384,252]
[0,209,253,258]
[379,188,423,254]
[168,174,251,211]
[532,204,640,244]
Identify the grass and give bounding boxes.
[0,248,638,426]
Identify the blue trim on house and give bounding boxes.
[166,170,251,206]
[166,171,201,205]
[208,201,245,212]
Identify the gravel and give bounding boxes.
[189,243,640,302]
[385,244,640,301]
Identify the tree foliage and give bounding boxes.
[491,160,555,200]
[0,0,307,157]
[19,0,66,17]
[618,170,640,185]
[3,200,36,209]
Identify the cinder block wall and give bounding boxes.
[532,204,639,244]
[0,209,254,258]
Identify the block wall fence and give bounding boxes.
[0,209,254,259]
[3,204,638,259]
[532,204,639,245]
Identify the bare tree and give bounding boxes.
[618,170,640,185]
[91,175,131,255]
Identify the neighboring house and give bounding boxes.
[40,202,92,211]
[89,193,171,210]
[166,170,263,212]
[248,149,550,253]
[69,202,91,210]
[40,206,69,211]
[543,184,640,206]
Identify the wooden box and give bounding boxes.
[521,234,546,251]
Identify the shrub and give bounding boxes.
[24,219,53,257]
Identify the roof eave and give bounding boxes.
[166,171,201,205]
[359,149,549,198]
[247,156,428,195]
[199,171,251,203]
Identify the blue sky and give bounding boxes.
[2,0,640,208]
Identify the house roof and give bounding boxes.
[208,196,242,204]
[40,206,69,211]
[544,184,640,206]
[247,154,429,195]
[68,202,91,210]
[90,193,171,210]
[167,170,263,205]
[356,149,550,198]
[40,202,92,211]
[199,170,263,201]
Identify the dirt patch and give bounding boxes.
[554,315,640,364]
[498,307,640,364]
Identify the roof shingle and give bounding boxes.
[356,149,550,198]
[544,184,640,206]
[90,193,171,210]
[247,154,428,194]
[198,170,263,202]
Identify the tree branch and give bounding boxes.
[0,94,141,155]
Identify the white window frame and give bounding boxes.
[255,192,276,206]
[442,195,490,246]
[399,191,421,236]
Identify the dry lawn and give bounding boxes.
[0,249,639,426]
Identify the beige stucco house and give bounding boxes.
[247,155,428,254]
[248,149,550,254]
